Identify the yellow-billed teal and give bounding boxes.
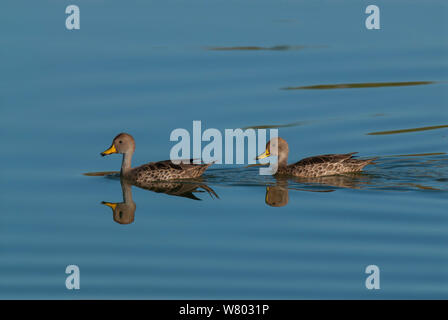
[101,133,212,182]
[256,137,375,178]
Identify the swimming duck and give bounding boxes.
[101,133,212,182]
[256,137,374,177]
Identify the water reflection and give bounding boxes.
[264,174,372,207]
[132,179,219,201]
[207,45,305,51]
[282,81,435,90]
[366,125,448,136]
[87,152,447,213]
[293,174,372,189]
[265,181,289,207]
[101,177,218,224]
[102,179,136,224]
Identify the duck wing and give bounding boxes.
[144,159,210,171]
[293,152,358,166]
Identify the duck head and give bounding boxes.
[101,133,135,156]
[256,137,289,166]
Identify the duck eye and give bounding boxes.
[119,140,122,144]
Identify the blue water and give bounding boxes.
[1,0,447,299]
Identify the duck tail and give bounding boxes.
[358,157,378,169]
[201,160,215,169]
[189,161,213,177]
[366,157,379,164]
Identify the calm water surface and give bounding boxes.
[1,0,447,299]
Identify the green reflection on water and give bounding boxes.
[283,81,435,90]
[367,125,448,135]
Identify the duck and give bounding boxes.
[101,133,212,182]
[256,137,375,178]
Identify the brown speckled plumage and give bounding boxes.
[278,152,374,178]
[101,133,212,182]
[128,160,212,183]
[257,137,375,178]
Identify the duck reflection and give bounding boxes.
[133,179,218,201]
[102,177,218,224]
[293,174,371,189]
[264,174,371,207]
[102,179,137,224]
[265,185,289,207]
[265,179,289,207]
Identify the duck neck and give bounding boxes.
[121,152,133,176]
[278,152,288,167]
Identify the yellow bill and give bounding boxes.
[265,187,270,203]
[101,144,117,156]
[256,148,271,160]
[101,201,117,210]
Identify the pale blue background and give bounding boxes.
[0,0,447,299]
